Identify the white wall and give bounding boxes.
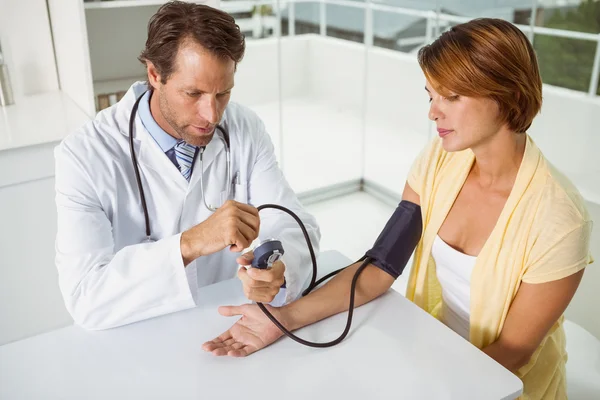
[307,36,365,111]
[232,36,310,106]
[566,201,600,337]
[234,35,368,109]
[234,35,365,193]
[0,0,59,97]
[85,6,159,83]
[0,147,73,346]
[0,178,73,345]
[47,0,96,117]
[363,46,432,195]
[285,36,364,191]
[528,86,600,204]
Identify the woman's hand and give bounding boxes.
[202,304,287,357]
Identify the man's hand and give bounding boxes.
[237,251,286,303]
[180,201,260,265]
[202,304,286,357]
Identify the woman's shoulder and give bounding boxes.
[522,155,594,283]
[528,155,592,239]
[543,158,590,217]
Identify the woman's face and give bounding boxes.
[425,80,505,152]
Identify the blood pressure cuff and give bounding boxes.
[365,200,423,279]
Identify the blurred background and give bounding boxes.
[0,1,598,385]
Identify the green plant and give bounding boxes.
[533,0,600,94]
[252,5,273,16]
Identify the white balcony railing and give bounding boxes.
[221,0,600,97]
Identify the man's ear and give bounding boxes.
[146,61,161,89]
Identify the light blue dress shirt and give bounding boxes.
[138,90,196,170]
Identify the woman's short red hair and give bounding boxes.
[418,18,542,133]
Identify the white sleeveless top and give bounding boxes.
[431,235,477,340]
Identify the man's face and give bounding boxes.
[151,39,235,147]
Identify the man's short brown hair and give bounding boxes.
[139,1,245,84]
[418,18,543,133]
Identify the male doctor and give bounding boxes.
[54,1,320,330]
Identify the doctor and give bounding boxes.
[54,1,320,330]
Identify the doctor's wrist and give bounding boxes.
[180,231,200,266]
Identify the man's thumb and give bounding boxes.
[218,305,244,317]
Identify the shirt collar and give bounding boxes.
[137,90,179,152]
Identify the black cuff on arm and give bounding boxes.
[365,201,423,279]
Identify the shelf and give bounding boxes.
[93,76,146,96]
[93,77,147,111]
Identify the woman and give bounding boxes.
[202,18,594,399]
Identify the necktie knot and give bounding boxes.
[174,141,197,181]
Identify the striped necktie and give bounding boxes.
[174,141,197,181]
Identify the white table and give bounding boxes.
[0,250,522,399]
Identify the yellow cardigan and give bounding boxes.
[405,135,594,400]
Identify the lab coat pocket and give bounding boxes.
[232,183,248,204]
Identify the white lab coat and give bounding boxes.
[54,82,320,330]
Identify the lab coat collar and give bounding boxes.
[113,81,147,135]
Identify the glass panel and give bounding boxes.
[278,1,366,193]
[534,34,595,93]
[227,0,284,159]
[369,0,434,52]
[364,1,433,195]
[436,0,532,21]
[325,4,365,44]
[223,0,280,40]
[533,0,599,94]
[534,0,599,34]
[284,2,321,36]
[433,0,532,40]
[375,0,434,7]
[373,10,429,52]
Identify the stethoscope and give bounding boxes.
[128,90,232,243]
[127,90,368,349]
